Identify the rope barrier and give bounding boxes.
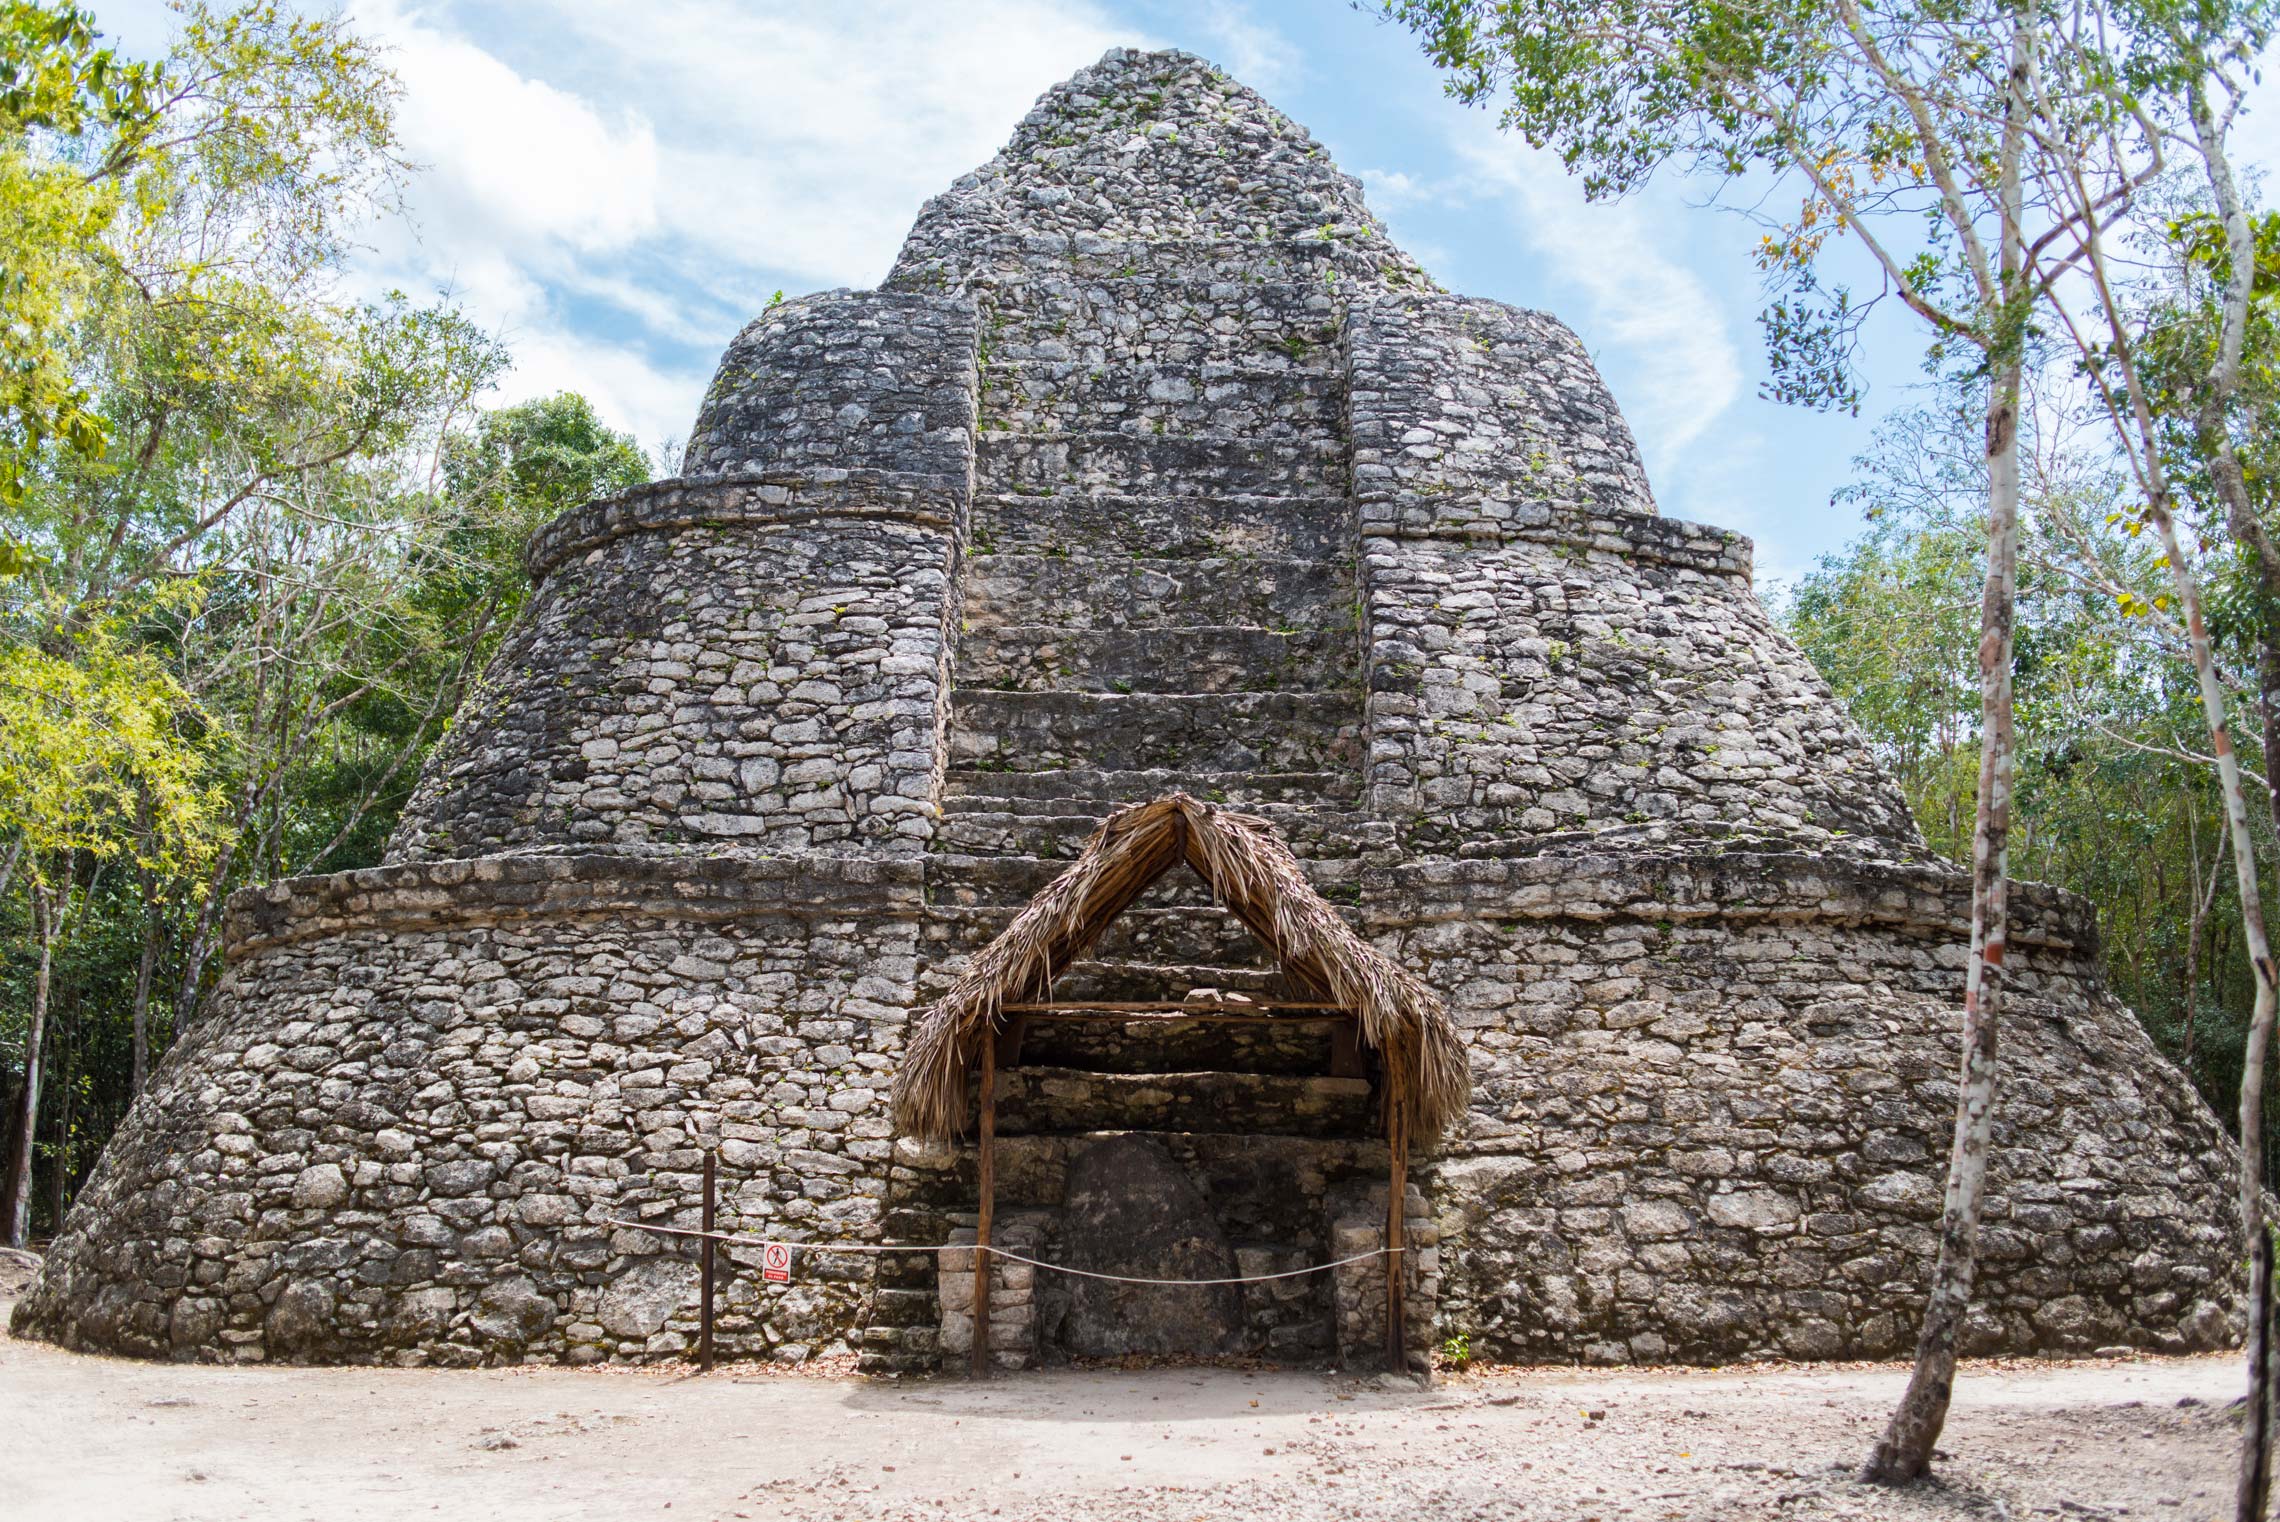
[602,1217,1401,1286]
[964,1244,1399,1286]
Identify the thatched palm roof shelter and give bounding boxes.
[893,793,1468,1144]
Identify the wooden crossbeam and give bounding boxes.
[1009,1010,1351,1027]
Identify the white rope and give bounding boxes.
[603,1218,1399,1286]
[965,1245,1398,1286]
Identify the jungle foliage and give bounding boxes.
[0,2,650,1244]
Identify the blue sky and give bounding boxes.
[97,0,2280,587]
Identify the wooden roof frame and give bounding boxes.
[890,793,1468,1146]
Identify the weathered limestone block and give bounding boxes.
[1049,1136,1241,1358]
[1348,292,1656,516]
[387,508,960,862]
[682,289,977,482]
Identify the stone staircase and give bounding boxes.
[912,246,1398,1365]
[940,249,1372,995]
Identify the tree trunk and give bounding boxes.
[170,896,223,1034]
[47,1028,70,1230]
[2239,624,2280,1522]
[128,790,162,1098]
[5,882,55,1249]
[0,1072,23,1244]
[1866,351,2021,1482]
[1866,14,2031,1482]
[2187,850,2204,1073]
[2178,79,2280,1522]
[2100,300,2280,1522]
[169,826,241,1034]
[130,877,162,1099]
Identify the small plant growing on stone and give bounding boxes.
[1439,1332,1473,1371]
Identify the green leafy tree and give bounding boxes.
[432,391,652,628]
[0,3,602,1246]
[0,611,213,1245]
[0,2,164,499]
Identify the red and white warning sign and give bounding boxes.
[761,1241,792,1283]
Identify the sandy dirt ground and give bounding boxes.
[0,1287,2245,1522]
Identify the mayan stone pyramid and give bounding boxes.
[16,48,2242,1370]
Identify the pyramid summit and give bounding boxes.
[888,48,1427,283]
[16,49,2241,1371]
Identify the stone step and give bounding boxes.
[934,802,1388,860]
[979,359,1341,440]
[895,232,1426,291]
[1011,1006,1345,1078]
[924,904,1279,969]
[889,1129,1397,1217]
[962,555,1355,633]
[994,1068,1375,1140]
[925,850,1360,909]
[1050,959,1291,999]
[976,431,1348,498]
[940,766,1363,808]
[976,274,1341,370]
[957,624,1357,696]
[970,493,1355,561]
[947,690,1363,774]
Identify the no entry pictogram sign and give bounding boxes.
[761,1241,792,1283]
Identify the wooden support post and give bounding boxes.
[972,1034,997,1378]
[1385,1103,1407,1374]
[699,1149,717,1373]
[994,1014,1029,1070]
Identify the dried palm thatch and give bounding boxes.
[892,793,1469,1144]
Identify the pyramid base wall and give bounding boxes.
[1386,850,2243,1364]
[10,848,2246,1368]
[10,855,923,1366]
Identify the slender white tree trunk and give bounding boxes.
[2056,135,2278,1510]
[130,793,159,1099]
[1868,356,2022,1481]
[1867,5,2031,1484]
[5,882,55,1249]
[2179,75,2280,1522]
[129,898,160,1099]
[2142,453,2279,1522]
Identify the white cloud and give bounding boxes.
[485,0,1147,285]
[499,325,704,463]
[1450,130,1746,468]
[325,0,1149,449]
[1356,166,1431,209]
[366,2,658,255]
[347,0,658,294]
[1191,4,1302,93]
